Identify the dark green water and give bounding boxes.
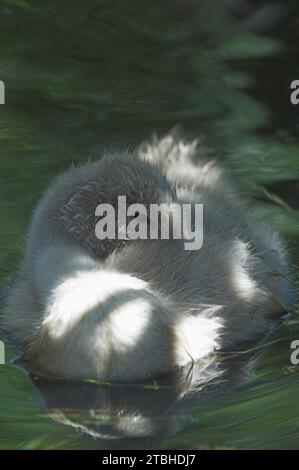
[0,0,298,449]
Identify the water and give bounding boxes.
[0,0,298,450]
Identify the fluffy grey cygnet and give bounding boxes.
[1,133,296,381]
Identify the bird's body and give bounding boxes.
[1,134,295,381]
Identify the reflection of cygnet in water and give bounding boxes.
[32,355,225,449]
[32,352,257,449]
[1,132,296,381]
